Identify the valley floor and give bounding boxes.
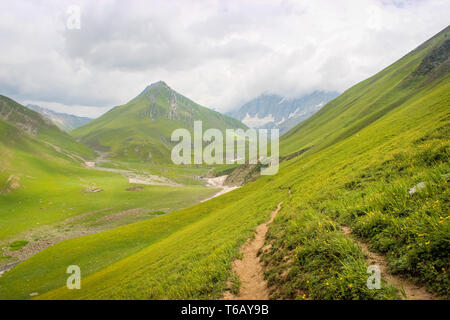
[0,153,229,273]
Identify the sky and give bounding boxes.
[0,0,449,118]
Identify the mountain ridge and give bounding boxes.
[279,25,450,158]
[71,81,248,163]
[26,104,93,132]
[228,91,339,135]
[0,95,95,160]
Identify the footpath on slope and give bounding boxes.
[223,202,282,300]
[341,226,437,300]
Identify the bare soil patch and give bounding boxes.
[126,186,144,191]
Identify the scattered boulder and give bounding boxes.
[408,173,449,195]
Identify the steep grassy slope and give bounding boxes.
[280,26,450,158]
[71,81,247,163]
[0,96,95,160]
[0,27,448,300]
[263,82,449,299]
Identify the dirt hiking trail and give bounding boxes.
[223,202,282,300]
[341,226,437,300]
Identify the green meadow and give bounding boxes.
[0,156,216,241]
[0,100,219,270]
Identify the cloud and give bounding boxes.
[0,0,448,117]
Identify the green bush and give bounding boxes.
[9,240,29,251]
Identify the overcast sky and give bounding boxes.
[0,0,448,117]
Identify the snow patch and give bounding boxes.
[315,102,325,109]
[288,108,306,119]
[202,175,240,202]
[242,113,275,128]
[276,117,286,125]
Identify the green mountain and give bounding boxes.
[26,104,93,132]
[0,27,448,300]
[0,95,97,233]
[280,26,450,158]
[0,95,95,161]
[0,95,95,202]
[71,81,247,163]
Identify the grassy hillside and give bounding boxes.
[0,27,448,300]
[280,26,450,158]
[0,96,95,160]
[0,97,219,268]
[71,81,247,163]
